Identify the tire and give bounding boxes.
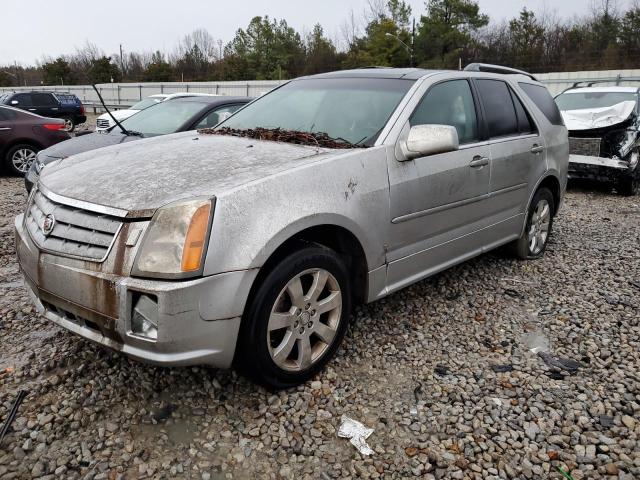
[509,187,555,260]
[235,245,351,389]
[4,144,39,176]
[617,174,639,196]
[62,116,75,132]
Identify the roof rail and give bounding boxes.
[464,63,538,81]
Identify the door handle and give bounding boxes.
[531,144,544,154]
[28,108,36,111]
[0,127,11,131]
[470,156,489,168]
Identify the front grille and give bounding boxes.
[569,137,601,157]
[25,189,122,262]
[96,118,111,129]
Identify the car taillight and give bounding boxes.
[80,105,85,114]
[43,124,65,131]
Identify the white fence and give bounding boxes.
[2,69,640,111]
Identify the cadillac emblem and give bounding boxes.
[42,214,56,236]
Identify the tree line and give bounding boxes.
[2,0,639,87]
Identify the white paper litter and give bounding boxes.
[338,415,375,456]
[561,101,636,130]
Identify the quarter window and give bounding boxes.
[477,79,519,138]
[519,82,564,126]
[511,90,536,134]
[410,80,479,144]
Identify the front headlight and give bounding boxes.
[132,198,214,279]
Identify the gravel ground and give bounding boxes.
[0,177,639,480]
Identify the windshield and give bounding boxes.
[218,77,414,145]
[556,91,638,111]
[130,97,163,111]
[116,100,205,136]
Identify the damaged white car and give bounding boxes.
[556,85,640,195]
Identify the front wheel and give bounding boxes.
[236,245,351,389]
[509,187,555,260]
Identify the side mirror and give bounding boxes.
[10,100,18,105]
[403,124,459,160]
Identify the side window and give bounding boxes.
[32,93,57,106]
[410,80,479,144]
[196,104,243,129]
[510,89,536,134]
[13,94,33,106]
[476,79,519,138]
[518,83,564,126]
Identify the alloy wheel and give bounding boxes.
[63,118,74,131]
[528,199,551,255]
[11,148,37,173]
[267,268,342,372]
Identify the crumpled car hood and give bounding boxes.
[39,131,336,217]
[561,101,636,130]
[40,132,137,161]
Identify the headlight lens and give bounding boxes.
[132,198,213,278]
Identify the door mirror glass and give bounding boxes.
[404,124,459,159]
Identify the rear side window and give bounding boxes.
[32,93,57,106]
[410,79,480,144]
[510,90,536,134]
[519,83,564,126]
[56,94,80,106]
[476,79,519,138]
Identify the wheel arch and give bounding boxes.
[519,173,562,237]
[247,222,371,309]
[4,138,44,157]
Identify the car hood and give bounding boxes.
[39,132,139,162]
[97,109,138,122]
[562,101,636,131]
[39,131,339,217]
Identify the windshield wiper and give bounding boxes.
[126,130,144,137]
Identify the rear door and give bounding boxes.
[32,93,59,118]
[386,78,492,292]
[474,79,547,230]
[0,107,14,155]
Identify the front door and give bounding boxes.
[386,78,492,293]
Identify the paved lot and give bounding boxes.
[0,177,638,479]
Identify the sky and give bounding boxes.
[0,0,633,65]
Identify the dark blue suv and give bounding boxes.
[0,91,86,132]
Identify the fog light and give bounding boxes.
[131,294,158,341]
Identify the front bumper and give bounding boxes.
[568,154,635,183]
[15,214,258,368]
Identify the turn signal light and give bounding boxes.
[181,203,211,272]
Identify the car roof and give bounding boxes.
[561,86,640,94]
[302,68,437,80]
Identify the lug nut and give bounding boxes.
[307,321,313,328]
[299,327,305,334]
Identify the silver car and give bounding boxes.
[15,65,568,388]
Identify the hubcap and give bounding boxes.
[63,119,73,131]
[12,148,37,173]
[528,199,551,255]
[267,268,342,372]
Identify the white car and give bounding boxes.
[95,93,219,132]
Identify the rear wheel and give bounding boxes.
[236,245,351,389]
[62,116,75,132]
[4,144,39,176]
[509,187,555,260]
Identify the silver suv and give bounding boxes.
[15,65,568,388]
